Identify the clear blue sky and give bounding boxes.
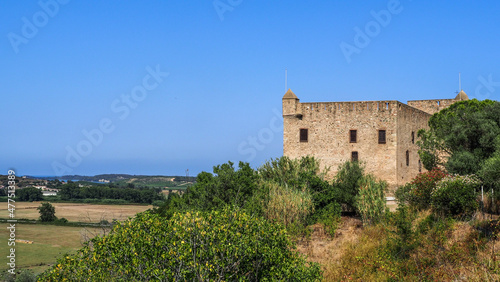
[1,1,500,176]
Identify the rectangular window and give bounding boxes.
[350,130,357,143]
[411,131,415,144]
[351,151,358,162]
[378,130,386,144]
[300,129,308,142]
[406,150,410,166]
[418,160,422,172]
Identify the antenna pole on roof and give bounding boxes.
[459,72,461,91]
[285,68,287,93]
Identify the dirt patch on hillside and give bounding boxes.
[296,217,363,266]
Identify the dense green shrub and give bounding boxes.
[15,269,37,282]
[386,204,418,259]
[1,269,37,282]
[298,170,341,221]
[395,182,413,205]
[152,199,164,207]
[38,208,322,281]
[56,217,68,224]
[174,161,258,212]
[314,202,342,237]
[406,168,447,210]
[479,154,500,190]
[431,175,480,217]
[355,175,387,225]
[334,161,365,212]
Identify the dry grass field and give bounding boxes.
[0,202,152,223]
[296,217,363,275]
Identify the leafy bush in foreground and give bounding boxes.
[334,161,364,212]
[38,208,322,281]
[397,168,447,210]
[431,174,480,217]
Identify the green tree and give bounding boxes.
[158,161,259,215]
[418,99,500,175]
[156,156,343,236]
[334,160,365,212]
[479,136,500,190]
[416,128,444,170]
[59,182,79,200]
[37,202,56,222]
[480,155,500,190]
[16,187,43,202]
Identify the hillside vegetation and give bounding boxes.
[39,156,379,281]
[32,99,500,281]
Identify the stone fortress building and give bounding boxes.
[282,89,469,190]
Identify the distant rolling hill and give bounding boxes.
[22,174,196,189]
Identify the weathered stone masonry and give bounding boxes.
[282,89,468,191]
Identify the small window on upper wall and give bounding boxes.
[300,129,308,142]
[411,131,415,144]
[406,150,410,166]
[351,151,358,162]
[378,130,386,144]
[418,160,422,172]
[350,130,357,143]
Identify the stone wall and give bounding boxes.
[283,91,466,193]
[283,99,400,187]
[395,103,431,187]
[407,99,456,115]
